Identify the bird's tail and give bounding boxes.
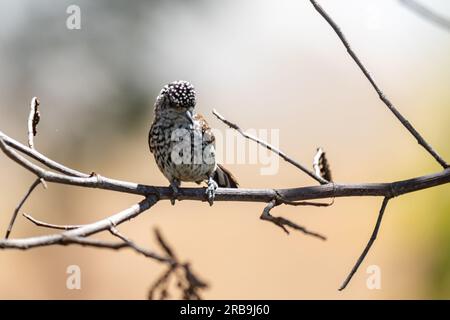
[213,164,239,188]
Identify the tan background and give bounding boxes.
[0,0,449,299]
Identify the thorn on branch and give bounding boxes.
[39,178,48,189]
[260,200,327,240]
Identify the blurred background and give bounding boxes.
[0,0,449,299]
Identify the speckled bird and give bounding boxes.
[149,80,238,205]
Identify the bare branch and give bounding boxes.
[213,109,329,185]
[179,262,208,300]
[0,133,448,204]
[109,227,171,263]
[0,196,159,250]
[154,227,178,260]
[0,134,156,195]
[0,91,448,292]
[275,189,334,207]
[339,197,390,291]
[18,214,172,263]
[277,198,333,208]
[0,132,89,177]
[260,200,327,240]
[399,0,450,31]
[23,213,81,230]
[148,228,208,300]
[17,219,206,299]
[148,265,176,300]
[60,235,129,249]
[308,0,448,169]
[1,127,445,294]
[27,97,40,149]
[5,178,46,239]
[0,0,445,298]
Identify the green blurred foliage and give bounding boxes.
[428,122,450,298]
[429,188,450,298]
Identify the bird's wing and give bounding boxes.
[193,113,215,145]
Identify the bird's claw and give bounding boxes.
[170,192,178,206]
[170,181,180,205]
[206,178,218,206]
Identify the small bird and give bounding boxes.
[149,80,238,205]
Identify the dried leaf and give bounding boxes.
[313,147,332,182]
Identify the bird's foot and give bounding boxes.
[170,181,180,205]
[206,177,218,206]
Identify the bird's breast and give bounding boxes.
[149,114,216,182]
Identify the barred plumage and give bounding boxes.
[149,81,238,204]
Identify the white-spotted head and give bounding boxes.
[158,80,196,110]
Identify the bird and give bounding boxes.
[149,80,238,205]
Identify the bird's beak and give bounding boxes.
[185,109,195,126]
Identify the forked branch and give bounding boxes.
[0,1,448,295]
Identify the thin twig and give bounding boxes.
[279,199,333,207]
[147,228,207,300]
[61,227,206,300]
[339,197,390,291]
[0,196,159,250]
[154,227,177,259]
[109,227,172,263]
[275,190,333,207]
[0,132,89,177]
[4,178,45,239]
[60,235,129,249]
[399,0,450,31]
[148,265,177,300]
[260,200,327,240]
[19,213,171,263]
[213,109,329,184]
[23,213,81,230]
[308,0,448,169]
